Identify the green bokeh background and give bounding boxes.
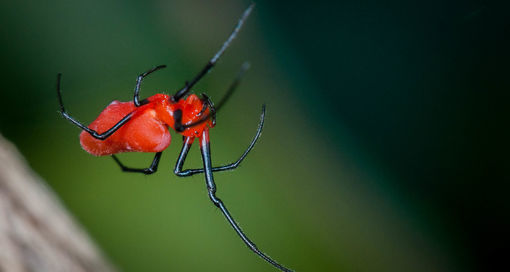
[1,0,508,271]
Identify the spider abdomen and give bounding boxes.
[79,100,171,156]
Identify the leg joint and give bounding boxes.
[174,169,191,177]
[208,190,221,207]
[143,168,156,175]
[94,133,108,140]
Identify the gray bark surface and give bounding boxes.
[0,134,115,272]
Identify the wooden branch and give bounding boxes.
[0,133,115,272]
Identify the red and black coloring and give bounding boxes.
[57,4,292,272]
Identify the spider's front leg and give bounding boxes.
[173,106,265,177]
[198,129,293,272]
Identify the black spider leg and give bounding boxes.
[177,62,251,132]
[199,93,216,126]
[172,3,254,101]
[112,152,163,175]
[174,105,265,177]
[199,129,293,272]
[134,65,166,107]
[215,62,250,111]
[57,73,134,140]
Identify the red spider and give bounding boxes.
[57,4,292,272]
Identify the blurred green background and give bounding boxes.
[1,0,508,271]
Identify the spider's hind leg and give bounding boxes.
[112,152,163,175]
[56,73,134,140]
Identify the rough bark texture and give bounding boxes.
[0,133,115,272]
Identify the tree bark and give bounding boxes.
[0,133,115,272]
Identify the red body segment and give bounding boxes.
[79,100,171,156]
[80,93,214,156]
